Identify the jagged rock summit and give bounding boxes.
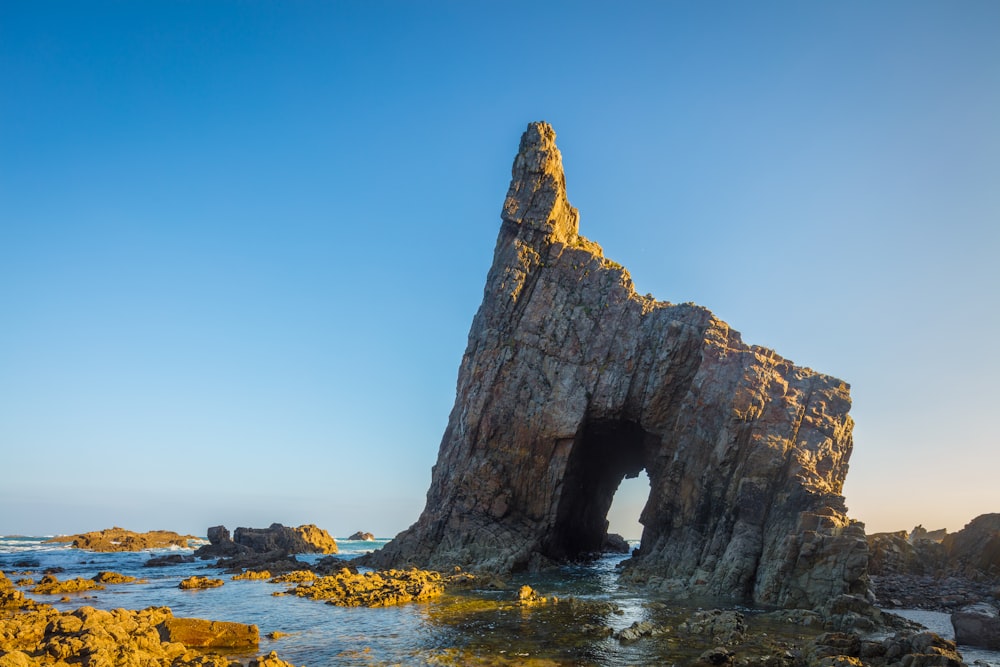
[366,122,867,610]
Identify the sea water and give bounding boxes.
[3,536,999,666]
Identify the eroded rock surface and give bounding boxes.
[195,523,338,558]
[365,121,866,610]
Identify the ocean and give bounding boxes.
[2,536,998,666]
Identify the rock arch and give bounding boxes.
[365,122,869,610]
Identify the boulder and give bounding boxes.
[363,121,866,611]
[601,533,630,554]
[951,602,1000,649]
[348,531,376,541]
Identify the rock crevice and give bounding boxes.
[366,122,866,610]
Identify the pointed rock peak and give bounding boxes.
[501,121,580,244]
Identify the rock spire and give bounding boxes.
[365,121,868,610]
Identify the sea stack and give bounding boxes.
[366,122,868,610]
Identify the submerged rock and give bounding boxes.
[365,121,865,611]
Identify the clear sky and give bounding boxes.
[2,2,998,540]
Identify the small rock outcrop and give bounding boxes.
[364,121,865,610]
[194,523,337,558]
[44,527,196,552]
[348,531,376,541]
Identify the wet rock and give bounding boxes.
[696,646,735,666]
[516,584,553,606]
[348,531,375,541]
[602,533,630,554]
[614,620,669,641]
[365,121,865,611]
[158,617,259,648]
[679,609,747,645]
[145,554,196,567]
[178,576,224,590]
[92,571,137,584]
[951,602,1000,650]
[30,574,104,595]
[807,630,964,667]
[0,602,285,666]
[282,567,444,607]
[43,527,196,552]
[249,651,296,667]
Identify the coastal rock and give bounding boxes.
[195,523,337,558]
[951,602,1000,650]
[92,571,138,584]
[178,576,224,590]
[601,533,631,554]
[0,601,281,666]
[158,617,259,648]
[43,527,196,552]
[348,531,376,541]
[282,567,445,607]
[145,554,196,567]
[29,575,104,595]
[363,121,865,610]
[942,513,1000,578]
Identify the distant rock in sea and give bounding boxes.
[364,121,866,612]
[348,531,375,541]
[44,527,196,552]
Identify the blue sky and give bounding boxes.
[2,2,998,539]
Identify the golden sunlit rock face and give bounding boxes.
[365,122,866,610]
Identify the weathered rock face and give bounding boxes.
[366,121,866,610]
[44,527,196,552]
[194,523,338,558]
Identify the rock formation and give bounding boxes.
[194,523,338,558]
[44,527,196,552]
[364,121,867,610]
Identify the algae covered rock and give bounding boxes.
[283,567,444,607]
[178,576,224,590]
[30,574,104,595]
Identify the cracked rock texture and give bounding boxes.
[366,121,867,610]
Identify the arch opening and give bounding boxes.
[545,419,654,561]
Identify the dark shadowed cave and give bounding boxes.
[544,419,657,561]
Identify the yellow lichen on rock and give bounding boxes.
[284,567,444,607]
[232,570,272,581]
[179,576,224,590]
[30,575,105,595]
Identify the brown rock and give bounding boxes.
[157,617,259,648]
[178,576,224,590]
[951,602,1000,650]
[44,527,196,552]
[283,567,444,607]
[30,574,104,595]
[92,571,137,584]
[348,531,376,541]
[195,523,337,558]
[363,121,866,611]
